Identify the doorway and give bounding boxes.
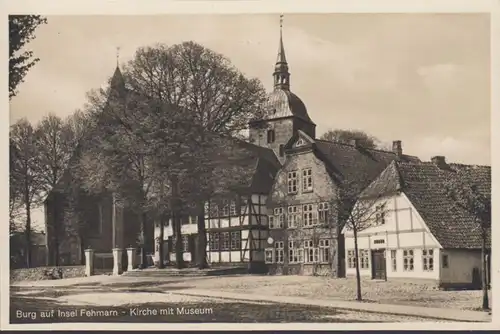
[371,249,387,280]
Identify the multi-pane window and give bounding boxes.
[230,231,241,250]
[289,240,304,263]
[221,200,230,217]
[359,249,370,269]
[220,232,230,250]
[209,233,219,251]
[265,248,274,263]
[270,207,284,229]
[319,239,330,263]
[288,171,298,194]
[374,204,386,225]
[230,200,237,216]
[288,206,301,228]
[239,198,247,215]
[303,204,317,227]
[302,168,313,192]
[275,241,284,263]
[422,249,434,271]
[403,249,414,271]
[318,202,329,224]
[347,250,356,268]
[391,250,397,271]
[304,240,319,263]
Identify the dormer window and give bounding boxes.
[295,138,306,147]
[267,129,275,143]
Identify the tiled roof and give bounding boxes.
[362,160,491,249]
[314,140,420,196]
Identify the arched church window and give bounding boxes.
[267,129,275,144]
[279,144,285,157]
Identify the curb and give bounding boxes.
[169,290,490,323]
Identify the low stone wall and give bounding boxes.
[10,265,86,283]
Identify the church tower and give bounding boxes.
[249,15,316,163]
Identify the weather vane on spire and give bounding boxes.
[116,46,121,66]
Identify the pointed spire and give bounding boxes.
[110,47,126,97]
[273,14,290,91]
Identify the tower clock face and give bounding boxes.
[267,237,274,245]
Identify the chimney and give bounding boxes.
[431,155,448,169]
[350,139,360,148]
[392,140,402,157]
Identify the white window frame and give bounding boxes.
[287,206,301,228]
[220,232,230,251]
[347,250,356,269]
[304,240,319,264]
[359,249,370,269]
[265,248,274,263]
[230,231,241,250]
[272,207,284,229]
[230,200,237,216]
[318,202,329,224]
[222,200,230,217]
[288,240,304,264]
[422,249,434,271]
[287,171,298,194]
[275,241,284,263]
[319,239,331,263]
[391,249,397,272]
[303,204,318,227]
[403,249,414,271]
[302,168,313,192]
[374,204,386,226]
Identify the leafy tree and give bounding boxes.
[9,15,47,99]
[444,169,491,311]
[10,119,44,267]
[320,129,384,150]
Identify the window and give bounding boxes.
[270,207,284,229]
[374,204,386,225]
[374,239,385,245]
[181,216,190,225]
[279,144,285,157]
[173,235,189,252]
[391,250,397,271]
[347,250,356,268]
[319,239,331,263]
[239,198,247,215]
[422,249,434,271]
[267,129,275,143]
[359,249,370,269]
[302,168,313,192]
[265,248,274,263]
[289,240,304,264]
[230,231,241,250]
[209,233,219,251]
[303,204,317,227]
[442,254,449,269]
[288,171,298,194]
[288,206,301,228]
[275,241,284,263]
[304,240,319,263]
[318,202,329,224]
[209,202,219,217]
[403,249,414,271]
[230,200,237,216]
[221,232,230,250]
[222,200,230,217]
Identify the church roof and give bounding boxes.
[360,160,491,249]
[265,89,314,124]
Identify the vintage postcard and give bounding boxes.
[3,0,499,331]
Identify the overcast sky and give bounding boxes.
[10,13,490,167]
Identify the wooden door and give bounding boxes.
[371,249,386,280]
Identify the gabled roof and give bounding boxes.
[314,139,420,196]
[361,160,491,249]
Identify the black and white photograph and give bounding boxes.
[5,1,497,330]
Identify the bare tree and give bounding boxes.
[320,129,386,150]
[10,119,44,267]
[443,168,491,311]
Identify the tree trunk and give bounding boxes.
[353,227,362,301]
[139,211,148,268]
[171,175,185,269]
[25,198,32,268]
[157,213,165,269]
[196,204,208,269]
[481,226,489,310]
[53,196,60,266]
